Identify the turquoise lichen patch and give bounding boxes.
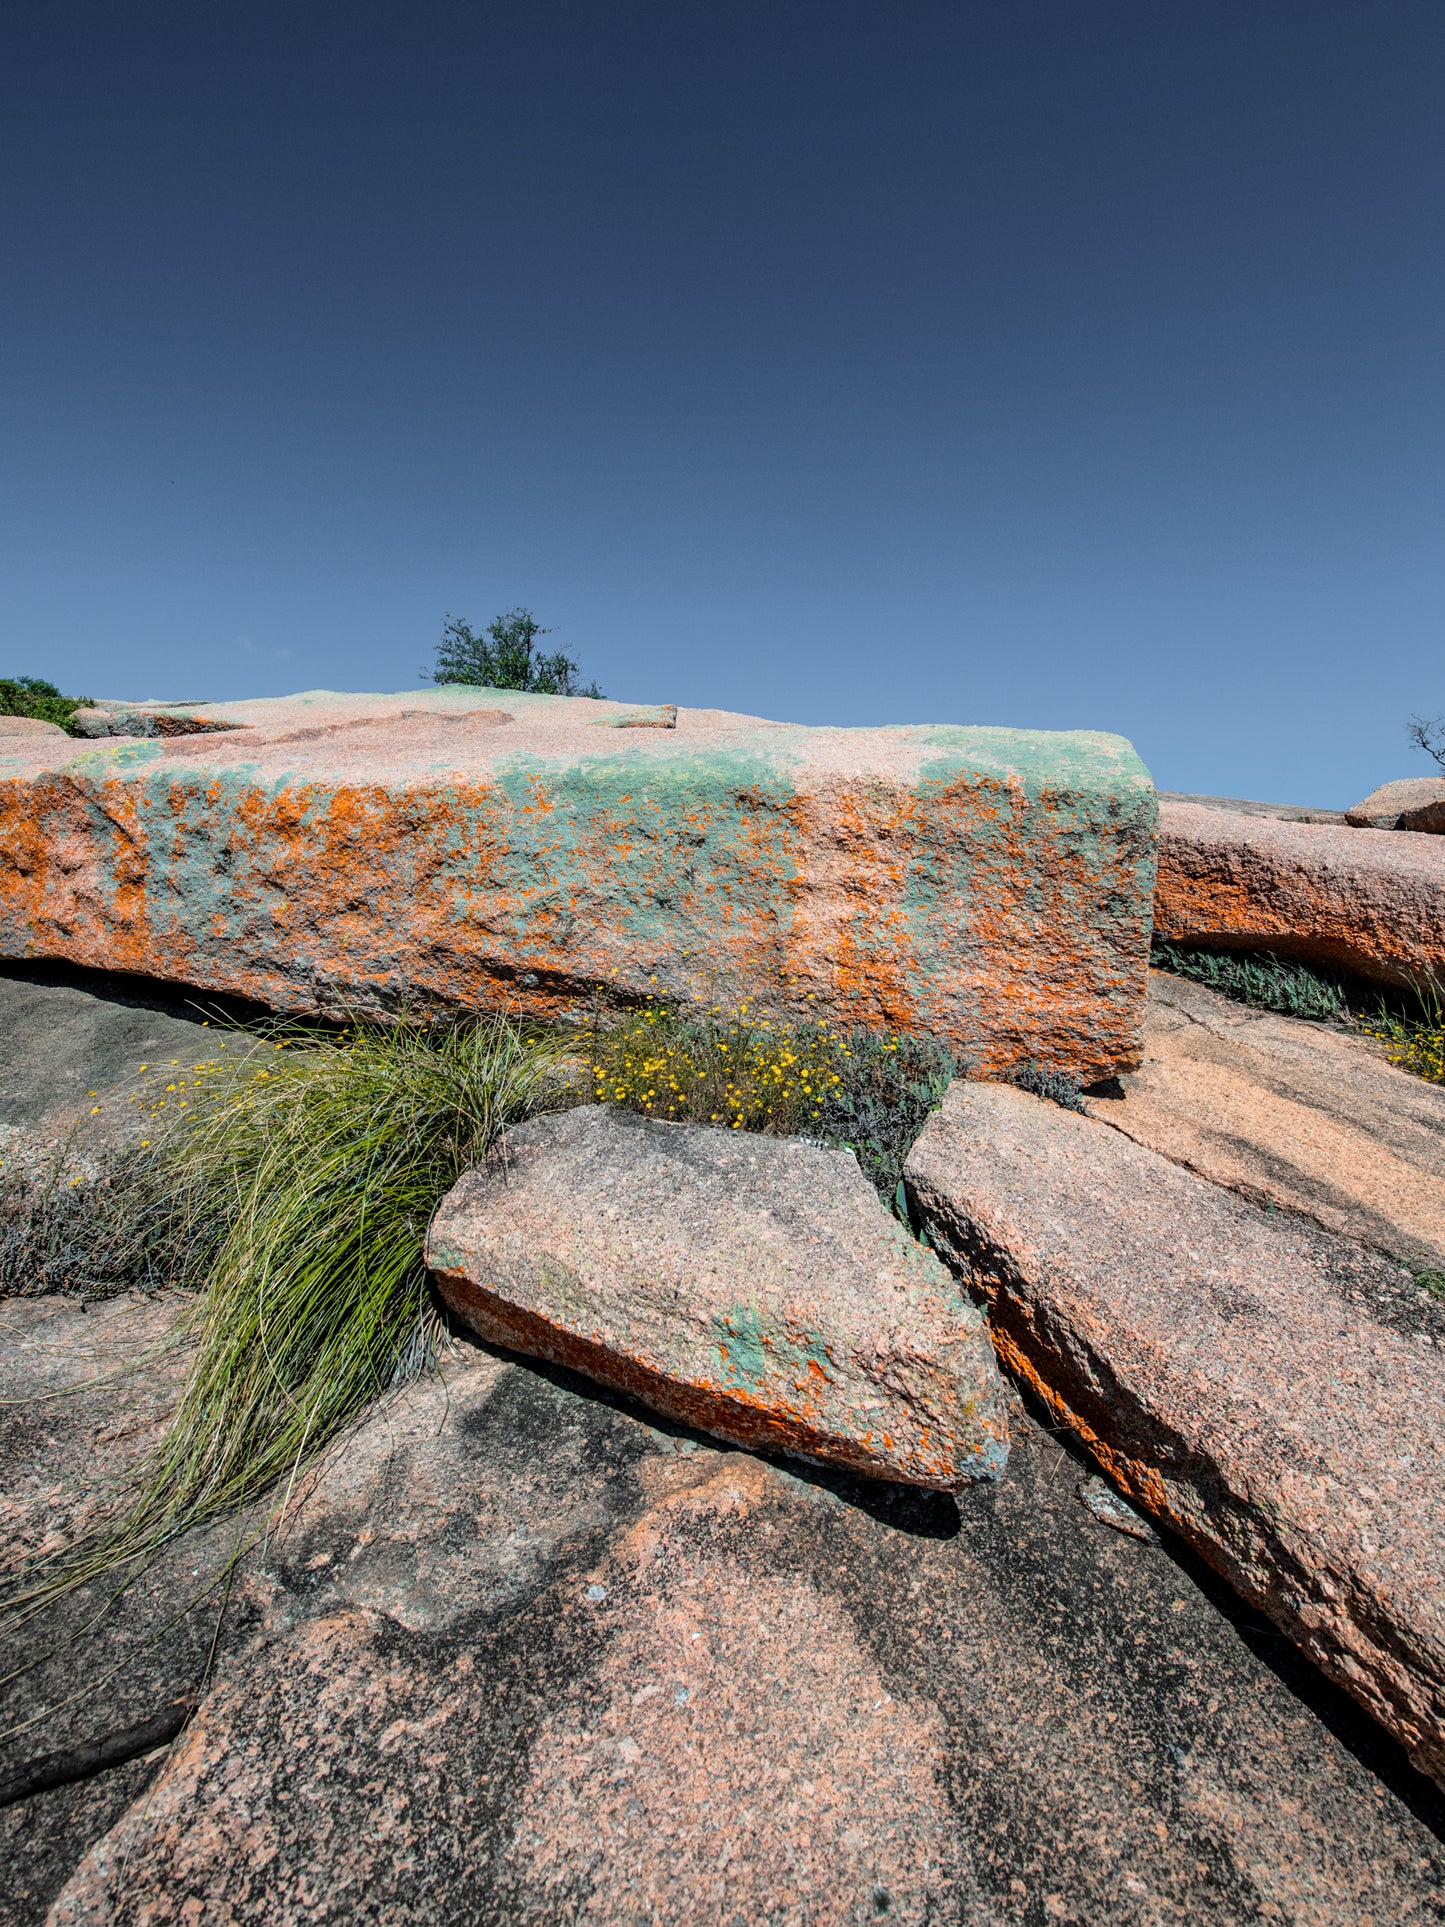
[61,740,165,775]
[713,1302,833,1391]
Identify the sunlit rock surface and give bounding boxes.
[0,687,1156,1082]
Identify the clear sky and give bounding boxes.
[4,3,1442,805]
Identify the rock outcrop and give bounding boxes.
[427,1104,1009,1489]
[1087,969,1445,1270]
[1346,777,1445,830]
[8,1286,1443,1925]
[906,1080,1445,1781]
[0,687,1157,1082]
[1154,798,1445,988]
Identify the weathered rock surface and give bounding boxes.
[0,715,67,738]
[1155,798,1445,988]
[6,1289,1443,1926]
[0,686,1157,1082]
[1346,777,1445,830]
[907,1081,1445,1780]
[1086,969,1445,1269]
[427,1104,1009,1490]
[1158,790,1347,825]
[1402,796,1445,835]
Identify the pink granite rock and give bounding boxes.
[0,715,66,738]
[1087,970,1445,1271]
[906,1080,1445,1779]
[1155,798,1445,988]
[1400,796,1445,835]
[1345,777,1445,829]
[426,1104,1009,1489]
[0,686,1157,1083]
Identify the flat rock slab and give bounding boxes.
[906,1081,1445,1779]
[1087,970,1445,1270]
[0,686,1157,1082]
[427,1104,1009,1489]
[1155,798,1445,988]
[1157,790,1347,825]
[6,1293,1444,1926]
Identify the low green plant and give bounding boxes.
[0,1014,571,1638]
[426,608,603,697]
[587,995,955,1204]
[0,675,93,734]
[1402,1258,1445,1300]
[1357,979,1445,1086]
[1008,1064,1087,1112]
[1151,940,1348,1020]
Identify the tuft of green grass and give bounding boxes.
[0,1014,571,1638]
[0,675,93,734]
[1151,940,1348,1020]
[588,996,955,1206]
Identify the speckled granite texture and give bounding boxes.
[0,686,1157,1082]
[907,1080,1445,1781]
[6,1291,1443,1926]
[1155,799,1445,988]
[427,1105,1009,1490]
[1086,970,1445,1271]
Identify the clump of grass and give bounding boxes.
[1151,940,1348,1020]
[0,1014,570,1637]
[588,996,956,1204]
[1402,1258,1445,1300]
[0,1140,182,1298]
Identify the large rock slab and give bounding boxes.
[1155,798,1445,988]
[1157,790,1347,825]
[906,1081,1445,1779]
[1087,970,1445,1270]
[8,1288,1444,1926]
[1346,777,1445,829]
[0,686,1157,1081]
[426,1104,1009,1489]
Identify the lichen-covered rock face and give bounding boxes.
[0,687,1156,1082]
[1154,799,1445,989]
[426,1105,1010,1490]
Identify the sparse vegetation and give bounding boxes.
[1152,939,1444,1086]
[1357,982,1445,1086]
[588,995,955,1204]
[1151,940,1349,1021]
[0,675,92,734]
[1008,1065,1087,1112]
[426,607,603,697]
[0,1014,572,1636]
[1406,712,1445,771]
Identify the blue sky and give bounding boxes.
[3,2,1443,804]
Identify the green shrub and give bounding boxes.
[0,1014,571,1638]
[587,996,955,1205]
[426,608,602,697]
[1151,940,1348,1020]
[0,674,93,734]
